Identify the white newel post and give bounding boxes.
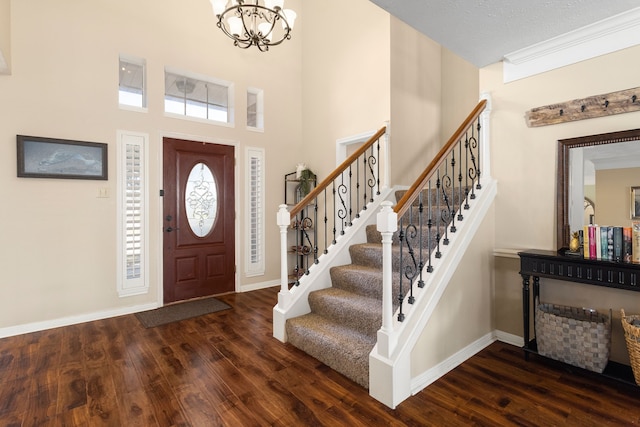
[376,201,397,358]
[277,204,291,308]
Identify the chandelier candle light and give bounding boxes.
[210,0,296,51]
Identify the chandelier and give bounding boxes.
[210,0,297,51]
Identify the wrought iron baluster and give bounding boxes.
[457,137,464,221]
[323,188,329,254]
[332,182,337,244]
[337,173,348,236]
[397,217,405,322]
[448,151,457,232]
[417,191,425,288]
[376,139,381,196]
[426,179,434,272]
[435,170,443,256]
[363,155,368,210]
[313,199,319,264]
[464,132,471,209]
[367,145,376,203]
[476,119,482,190]
[348,166,353,226]
[356,154,361,216]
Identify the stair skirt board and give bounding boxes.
[284,184,488,390]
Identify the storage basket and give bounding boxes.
[621,309,640,385]
[535,299,611,373]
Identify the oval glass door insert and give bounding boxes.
[185,162,218,237]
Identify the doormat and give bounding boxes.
[135,297,231,328]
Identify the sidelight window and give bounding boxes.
[246,147,265,276]
[117,130,149,297]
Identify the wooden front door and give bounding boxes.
[163,137,235,303]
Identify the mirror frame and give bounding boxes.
[557,128,640,250]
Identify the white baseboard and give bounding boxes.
[410,332,496,395]
[409,329,525,396]
[239,279,280,293]
[0,302,159,339]
[494,330,524,347]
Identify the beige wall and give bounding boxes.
[484,45,640,360]
[411,204,495,375]
[301,0,391,181]
[0,0,9,73]
[389,18,442,185]
[596,167,640,227]
[0,0,303,328]
[441,48,480,139]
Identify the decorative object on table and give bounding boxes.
[295,163,316,198]
[17,135,108,180]
[535,298,611,373]
[568,231,581,253]
[621,309,640,385]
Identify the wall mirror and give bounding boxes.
[557,128,640,250]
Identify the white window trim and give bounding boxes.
[246,147,265,276]
[117,130,150,297]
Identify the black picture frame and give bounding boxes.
[17,135,108,180]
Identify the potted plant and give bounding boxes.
[296,163,316,198]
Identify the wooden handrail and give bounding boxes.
[289,126,387,219]
[394,99,487,218]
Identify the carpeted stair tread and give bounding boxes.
[308,288,381,337]
[286,313,375,388]
[330,264,401,302]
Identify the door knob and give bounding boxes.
[165,226,179,232]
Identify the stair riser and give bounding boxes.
[309,292,381,337]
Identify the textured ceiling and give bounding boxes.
[368,0,640,67]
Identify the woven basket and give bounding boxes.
[621,309,640,385]
[535,300,611,373]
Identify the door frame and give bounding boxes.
[156,131,239,306]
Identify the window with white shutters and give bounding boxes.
[246,147,265,276]
[117,131,149,296]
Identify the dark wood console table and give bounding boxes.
[519,249,640,386]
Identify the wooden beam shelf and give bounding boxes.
[525,87,640,127]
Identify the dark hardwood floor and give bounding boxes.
[1,286,638,426]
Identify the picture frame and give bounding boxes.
[17,135,108,180]
[631,186,640,220]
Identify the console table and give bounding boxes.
[518,249,640,386]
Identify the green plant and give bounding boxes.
[298,168,316,196]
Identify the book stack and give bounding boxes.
[582,223,640,262]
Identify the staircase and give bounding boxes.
[285,188,464,388]
[275,98,494,408]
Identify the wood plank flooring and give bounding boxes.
[0,286,639,426]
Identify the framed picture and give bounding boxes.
[17,135,107,180]
[632,186,640,219]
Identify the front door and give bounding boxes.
[163,137,235,303]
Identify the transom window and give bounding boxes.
[164,70,233,124]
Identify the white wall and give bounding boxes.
[0,0,303,331]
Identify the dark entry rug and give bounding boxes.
[135,297,231,328]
